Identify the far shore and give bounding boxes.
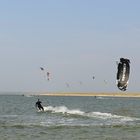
[36,92,140,98]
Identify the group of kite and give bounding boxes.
[40,57,130,92]
[40,67,50,81]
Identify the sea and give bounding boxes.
[0,94,140,140]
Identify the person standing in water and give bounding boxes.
[35,99,44,111]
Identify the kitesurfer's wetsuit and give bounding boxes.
[35,99,44,111]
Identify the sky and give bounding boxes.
[0,0,140,93]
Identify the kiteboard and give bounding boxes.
[36,106,45,112]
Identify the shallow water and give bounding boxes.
[0,94,140,140]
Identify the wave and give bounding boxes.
[43,106,139,122]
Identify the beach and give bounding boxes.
[39,92,140,97]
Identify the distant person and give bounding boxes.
[35,99,44,111]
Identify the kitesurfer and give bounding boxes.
[35,99,44,111]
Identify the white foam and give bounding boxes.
[86,112,137,122]
[44,106,84,115]
[42,105,140,122]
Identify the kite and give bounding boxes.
[65,82,70,88]
[116,58,130,91]
[40,67,44,71]
[47,72,50,81]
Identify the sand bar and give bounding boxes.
[38,92,140,97]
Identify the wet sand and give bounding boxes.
[39,92,140,97]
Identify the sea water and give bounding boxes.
[0,94,140,140]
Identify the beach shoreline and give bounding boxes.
[37,92,140,97]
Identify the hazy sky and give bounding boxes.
[0,0,140,93]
